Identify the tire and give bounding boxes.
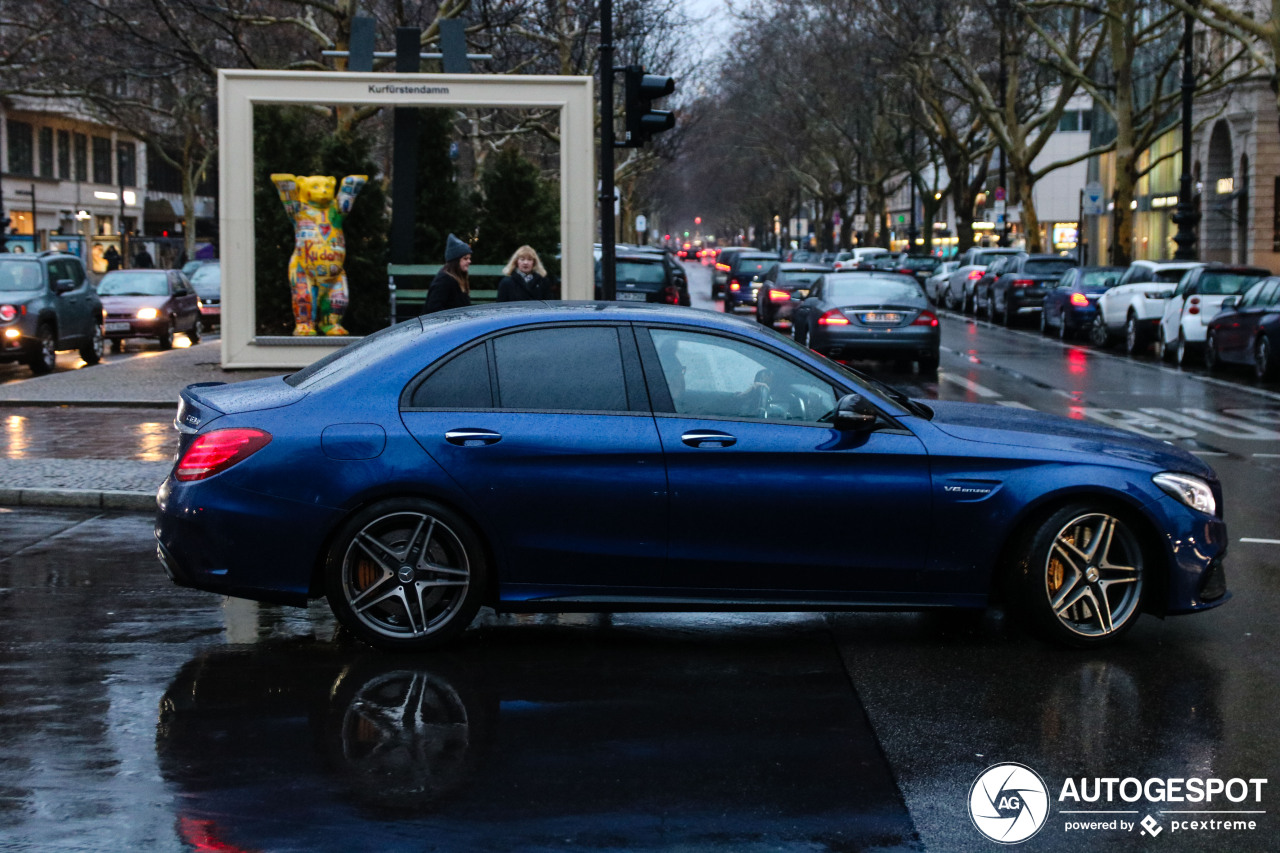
[323,498,488,651]
[1059,314,1071,341]
[1010,503,1146,647]
[188,319,202,345]
[1089,315,1112,349]
[1154,331,1172,362]
[1204,332,1221,373]
[944,285,959,311]
[1175,330,1192,368]
[158,318,174,350]
[1256,334,1278,381]
[27,323,56,375]
[79,324,104,365]
[1124,314,1146,356]
[1004,299,1017,328]
[1040,309,1050,336]
[917,350,940,374]
[111,338,125,354]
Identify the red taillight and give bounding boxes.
[0,305,16,322]
[176,428,272,481]
[1188,296,1200,315]
[661,286,681,304]
[1012,278,1034,288]
[968,270,983,279]
[716,263,730,272]
[911,310,939,327]
[818,309,850,326]
[768,289,791,302]
[729,280,741,291]
[1070,293,1089,307]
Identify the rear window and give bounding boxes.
[778,271,824,286]
[285,321,421,388]
[733,256,776,274]
[901,257,940,271]
[614,260,665,285]
[1198,272,1267,295]
[826,278,924,304]
[974,251,1017,265]
[1024,259,1076,276]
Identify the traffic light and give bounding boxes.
[622,65,675,148]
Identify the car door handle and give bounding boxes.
[681,430,736,448]
[445,429,502,447]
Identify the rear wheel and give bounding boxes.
[1204,332,1222,373]
[79,324,104,365]
[1124,314,1146,356]
[1089,315,1112,348]
[324,499,488,651]
[944,285,959,311]
[917,350,940,374]
[1011,503,1146,647]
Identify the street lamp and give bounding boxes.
[1171,2,1200,260]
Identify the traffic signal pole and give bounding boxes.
[599,0,617,301]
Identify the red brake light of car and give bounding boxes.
[768,289,791,302]
[0,305,17,322]
[1070,293,1089,307]
[176,428,272,481]
[1012,278,1034,288]
[911,310,939,327]
[818,309,850,326]
[968,270,984,280]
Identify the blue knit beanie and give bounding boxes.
[445,233,472,262]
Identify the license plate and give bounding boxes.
[860,312,901,323]
[615,291,647,301]
[105,322,131,332]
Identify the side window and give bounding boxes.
[1173,272,1193,297]
[1259,280,1280,308]
[410,343,493,409]
[494,326,629,412]
[647,328,837,423]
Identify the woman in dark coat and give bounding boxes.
[496,245,550,302]
[423,233,473,314]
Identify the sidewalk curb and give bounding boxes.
[0,488,156,512]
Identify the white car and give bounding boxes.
[832,247,890,271]
[926,261,959,303]
[1090,260,1204,355]
[1154,264,1270,366]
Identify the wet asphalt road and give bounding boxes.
[0,268,1278,851]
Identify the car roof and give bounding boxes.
[779,263,829,272]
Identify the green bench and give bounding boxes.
[388,263,505,321]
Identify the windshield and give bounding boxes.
[0,260,42,292]
[1154,268,1196,283]
[1198,272,1266,295]
[98,272,169,296]
[1024,259,1076,276]
[1079,269,1122,287]
[826,278,923,305]
[901,257,939,271]
[974,250,1017,265]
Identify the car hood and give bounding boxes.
[924,399,1215,477]
[100,294,170,310]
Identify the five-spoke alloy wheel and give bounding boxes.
[1014,503,1146,647]
[325,499,488,650]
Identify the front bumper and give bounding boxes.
[105,317,167,338]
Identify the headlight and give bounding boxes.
[1153,472,1216,515]
[136,307,159,320]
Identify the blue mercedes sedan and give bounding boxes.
[156,302,1228,650]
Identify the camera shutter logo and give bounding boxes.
[969,763,1050,843]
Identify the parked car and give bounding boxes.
[1154,264,1270,366]
[791,271,940,372]
[970,255,1018,317]
[926,260,960,304]
[188,261,222,330]
[1090,259,1204,355]
[97,269,203,351]
[1041,266,1125,340]
[755,262,829,332]
[723,250,779,312]
[156,301,1229,651]
[938,247,1023,312]
[980,253,1078,326]
[832,247,889,272]
[1204,276,1280,379]
[595,250,690,305]
[893,254,942,290]
[0,251,103,375]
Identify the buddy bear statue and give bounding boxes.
[270,172,368,336]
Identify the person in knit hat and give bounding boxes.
[424,233,473,314]
[496,245,551,302]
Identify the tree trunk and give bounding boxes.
[1015,163,1044,252]
[1107,3,1137,265]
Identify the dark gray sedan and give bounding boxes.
[791,271,940,372]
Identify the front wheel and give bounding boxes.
[157,318,174,350]
[323,499,488,650]
[80,324,104,365]
[27,324,57,375]
[1010,503,1146,647]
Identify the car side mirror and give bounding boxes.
[833,393,878,432]
[1104,276,1117,287]
[53,278,76,294]
[1221,295,1240,310]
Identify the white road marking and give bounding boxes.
[1239,538,1280,544]
[995,400,1036,409]
[939,373,1001,397]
